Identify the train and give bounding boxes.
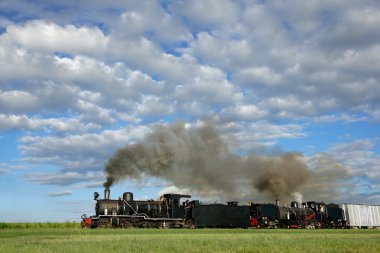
[81,189,380,229]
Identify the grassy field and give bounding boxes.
[1,224,380,253]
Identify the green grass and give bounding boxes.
[0,222,79,229]
[0,226,379,253]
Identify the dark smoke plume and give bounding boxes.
[104,122,315,201]
[245,153,310,199]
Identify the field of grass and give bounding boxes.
[1,224,380,253]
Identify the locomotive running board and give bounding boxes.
[92,215,184,221]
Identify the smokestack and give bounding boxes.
[276,200,280,206]
[104,189,110,200]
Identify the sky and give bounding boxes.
[0,0,380,222]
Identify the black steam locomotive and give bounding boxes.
[81,189,345,229]
[250,201,345,229]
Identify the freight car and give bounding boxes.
[81,189,250,228]
[341,204,380,228]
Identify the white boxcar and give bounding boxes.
[341,204,380,228]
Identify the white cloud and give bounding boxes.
[0,114,92,132]
[76,100,116,125]
[0,162,30,171]
[368,108,380,121]
[221,104,267,121]
[300,137,380,204]
[136,95,174,116]
[48,190,72,197]
[238,66,281,86]
[28,171,103,186]
[0,90,38,113]
[0,0,378,200]
[217,121,306,153]
[174,65,243,107]
[5,20,109,54]
[171,0,240,30]
[189,32,253,70]
[318,139,380,193]
[19,125,150,173]
[319,6,380,50]
[246,121,306,140]
[119,2,191,42]
[314,113,368,124]
[264,95,315,118]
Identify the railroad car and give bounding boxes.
[341,204,380,228]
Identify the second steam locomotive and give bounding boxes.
[81,189,348,229]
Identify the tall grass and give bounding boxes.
[0,222,80,229]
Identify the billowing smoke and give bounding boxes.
[301,154,352,203]
[245,153,310,200]
[103,122,348,202]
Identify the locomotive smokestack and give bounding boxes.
[276,200,280,207]
[104,189,110,200]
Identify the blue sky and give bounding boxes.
[1,0,380,222]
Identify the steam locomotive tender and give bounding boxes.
[82,189,251,228]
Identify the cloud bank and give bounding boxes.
[1,0,379,204]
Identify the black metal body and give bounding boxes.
[250,203,314,228]
[84,189,346,229]
[190,204,250,228]
[250,201,346,228]
[90,191,192,228]
[88,190,253,228]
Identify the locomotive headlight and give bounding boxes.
[94,192,99,200]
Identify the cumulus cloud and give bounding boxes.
[328,139,380,182]
[303,139,380,203]
[319,7,380,50]
[118,1,191,42]
[0,114,91,132]
[0,0,379,202]
[19,126,150,173]
[5,20,109,54]
[0,90,38,113]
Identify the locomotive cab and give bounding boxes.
[162,193,191,218]
[249,203,280,228]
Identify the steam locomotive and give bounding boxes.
[250,201,345,229]
[81,189,346,228]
